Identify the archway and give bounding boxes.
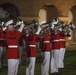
[39,5,59,23]
[46,5,59,22]
[39,9,47,23]
[0,3,20,19]
[70,6,76,42]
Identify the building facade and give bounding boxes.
[0,0,76,50]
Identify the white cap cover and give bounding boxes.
[52,21,58,25]
[5,20,13,26]
[39,21,46,25]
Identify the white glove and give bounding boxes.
[16,21,23,25]
[2,27,7,31]
[2,22,5,26]
[0,22,5,26]
[35,26,41,35]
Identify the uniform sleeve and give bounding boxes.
[0,29,1,33]
[61,33,66,37]
[18,31,21,35]
[36,36,43,42]
[0,29,3,33]
[33,34,39,40]
[0,29,5,38]
[67,33,71,37]
[16,31,21,39]
[65,33,71,37]
[19,35,24,46]
[21,35,26,42]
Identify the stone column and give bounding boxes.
[73,17,76,42]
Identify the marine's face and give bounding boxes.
[8,25,14,31]
[42,29,49,36]
[29,28,34,34]
[23,26,29,35]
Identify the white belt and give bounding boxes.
[59,39,65,41]
[8,45,18,48]
[0,38,5,40]
[52,40,59,42]
[44,41,50,43]
[29,45,36,47]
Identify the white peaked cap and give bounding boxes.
[5,20,13,26]
[52,21,58,25]
[39,21,46,25]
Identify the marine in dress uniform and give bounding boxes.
[0,28,5,71]
[58,26,71,69]
[50,20,60,73]
[23,21,46,75]
[0,22,6,72]
[40,29,51,75]
[3,19,24,75]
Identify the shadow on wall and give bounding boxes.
[0,3,20,19]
